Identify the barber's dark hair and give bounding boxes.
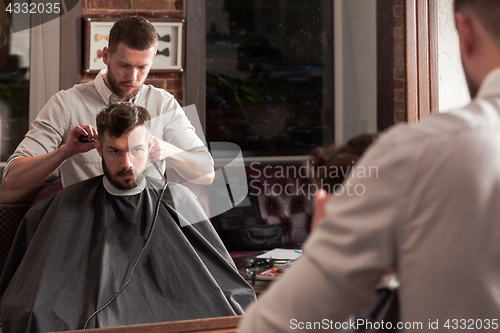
[308,133,379,194]
[108,16,158,54]
[454,0,500,46]
[96,102,151,142]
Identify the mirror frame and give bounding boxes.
[405,0,440,122]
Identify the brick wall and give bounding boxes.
[393,0,406,122]
[81,0,184,105]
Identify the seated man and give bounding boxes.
[0,103,256,333]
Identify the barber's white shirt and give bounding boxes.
[239,68,500,332]
[3,70,210,187]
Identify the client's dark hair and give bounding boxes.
[454,0,500,47]
[108,16,158,54]
[308,133,379,193]
[96,102,151,142]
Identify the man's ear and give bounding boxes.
[95,138,103,157]
[455,13,475,58]
[102,46,110,66]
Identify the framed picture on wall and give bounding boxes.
[83,16,184,73]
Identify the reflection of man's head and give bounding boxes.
[454,0,500,98]
[96,103,151,190]
[309,133,378,194]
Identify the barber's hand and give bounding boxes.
[62,124,98,158]
[149,136,178,163]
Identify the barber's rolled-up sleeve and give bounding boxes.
[238,132,404,333]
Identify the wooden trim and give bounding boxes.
[405,0,419,124]
[60,1,82,90]
[185,0,206,133]
[404,0,439,122]
[64,316,242,333]
[428,0,440,114]
[81,10,183,18]
[417,0,430,119]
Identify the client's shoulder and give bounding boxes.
[50,176,104,203]
[59,175,104,192]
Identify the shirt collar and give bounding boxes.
[103,176,146,196]
[94,69,114,105]
[94,69,143,105]
[477,67,500,99]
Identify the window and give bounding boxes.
[0,10,30,162]
[0,10,60,165]
[206,0,333,157]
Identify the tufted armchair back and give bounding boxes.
[246,163,313,248]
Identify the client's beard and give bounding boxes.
[102,159,146,190]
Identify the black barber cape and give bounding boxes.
[0,176,256,332]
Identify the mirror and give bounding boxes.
[0,0,407,331]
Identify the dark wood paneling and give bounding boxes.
[185,0,206,133]
[377,0,395,131]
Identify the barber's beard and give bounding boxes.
[106,68,141,101]
[102,160,146,191]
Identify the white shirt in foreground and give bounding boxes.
[239,67,500,332]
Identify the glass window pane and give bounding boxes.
[206,0,333,156]
[0,10,30,162]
